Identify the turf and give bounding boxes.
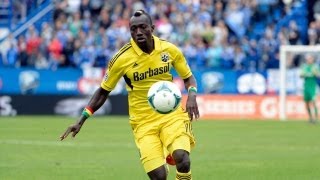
[0,116,320,180]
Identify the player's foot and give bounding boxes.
[309,118,317,124]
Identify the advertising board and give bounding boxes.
[182,95,312,120]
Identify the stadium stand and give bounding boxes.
[0,0,313,71]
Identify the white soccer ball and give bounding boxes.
[147,81,182,114]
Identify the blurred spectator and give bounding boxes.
[62,35,76,67]
[205,41,223,68]
[26,26,42,66]
[66,0,81,14]
[287,20,301,45]
[132,0,145,12]
[35,52,48,69]
[99,8,112,29]
[11,0,46,28]
[41,22,53,46]
[25,25,39,41]
[79,0,91,18]
[186,16,204,35]
[78,43,95,68]
[110,2,124,22]
[224,1,247,38]
[47,34,63,70]
[17,35,28,67]
[201,21,215,46]
[1,33,17,63]
[68,12,82,37]
[90,0,103,19]
[308,22,318,45]
[156,14,173,40]
[182,40,198,67]
[258,25,278,55]
[221,43,235,69]
[313,0,320,20]
[212,20,229,46]
[5,44,19,67]
[53,0,67,21]
[211,1,224,24]
[233,45,246,70]
[12,0,27,23]
[242,38,260,71]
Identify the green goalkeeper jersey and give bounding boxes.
[301,63,319,92]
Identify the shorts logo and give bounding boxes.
[161,52,169,62]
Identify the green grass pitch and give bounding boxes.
[1,116,320,180]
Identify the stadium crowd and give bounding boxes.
[0,0,316,71]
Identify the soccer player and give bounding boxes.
[60,10,199,180]
[300,54,320,123]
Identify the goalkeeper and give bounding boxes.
[300,54,320,123]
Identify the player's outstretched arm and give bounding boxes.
[183,75,199,121]
[60,87,111,140]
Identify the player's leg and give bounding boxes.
[131,123,167,180]
[161,113,195,180]
[137,134,167,180]
[147,165,167,180]
[304,91,313,122]
[311,92,318,123]
[170,136,192,180]
[172,149,190,172]
[305,101,313,122]
[313,100,318,122]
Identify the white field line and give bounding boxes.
[0,139,135,148]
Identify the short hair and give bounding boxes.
[133,10,153,25]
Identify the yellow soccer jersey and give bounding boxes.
[101,36,192,123]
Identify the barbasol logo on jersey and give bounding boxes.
[133,63,170,81]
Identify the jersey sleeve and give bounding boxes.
[172,46,192,79]
[100,58,124,91]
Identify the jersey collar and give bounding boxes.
[130,35,161,56]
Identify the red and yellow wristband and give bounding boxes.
[82,106,94,118]
[188,86,197,93]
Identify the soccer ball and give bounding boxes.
[147,81,182,114]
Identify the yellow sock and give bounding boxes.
[176,170,191,180]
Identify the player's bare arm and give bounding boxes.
[60,87,110,140]
[183,75,199,121]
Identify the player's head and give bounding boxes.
[129,10,154,46]
[305,54,315,64]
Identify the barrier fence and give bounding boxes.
[182,95,311,120]
[0,67,311,120]
[0,94,311,120]
[0,95,128,116]
[0,67,305,95]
